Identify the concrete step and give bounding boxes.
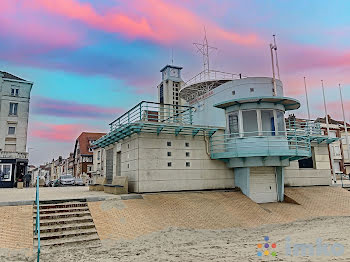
[34,228,98,241]
[34,216,94,227]
[35,211,91,221]
[34,202,88,210]
[34,233,100,248]
[33,206,89,215]
[39,221,96,234]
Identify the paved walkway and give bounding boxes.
[0,186,119,204]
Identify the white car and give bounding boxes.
[59,175,75,186]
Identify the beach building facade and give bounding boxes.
[0,72,33,188]
[93,65,337,203]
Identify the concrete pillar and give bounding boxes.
[234,167,250,196]
[276,166,284,202]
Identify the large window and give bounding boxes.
[261,110,275,136]
[276,111,285,135]
[242,110,258,136]
[0,164,12,181]
[228,112,239,136]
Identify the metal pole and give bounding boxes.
[270,44,277,96]
[339,84,350,164]
[321,80,336,183]
[273,35,281,80]
[304,77,311,120]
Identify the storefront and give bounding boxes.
[0,159,28,188]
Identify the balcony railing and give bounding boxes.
[109,101,194,131]
[0,151,28,159]
[184,70,245,88]
[285,118,322,137]
[210,131,311,159]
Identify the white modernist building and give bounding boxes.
[0,71,33,188]
[93,65,337,203]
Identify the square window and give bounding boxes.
[185,142,189,147]
[186,152,190,157]
[167,162,172,167]
[232,91,235,95]
[167,141,171,146]
[167,152,171,157]
[250,88,254,92]
[186,162,190,167]
[8,127,15,135]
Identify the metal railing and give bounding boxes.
[184,70,245,87]
[210,130,311,157]
[34,175,40,262]
[285,118,322,136]
[109,101,194,131]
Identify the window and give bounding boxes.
[0,164,12,181]
[15,89,19,96]
[9,103,18,115]
[128,143,130,149]
[276,111,285,135]
[8,127,15,135]
[167,141,171,146]
[186,162,191,167]
[250,88,254,92]
[298,157,314,168]
[11,89,15,96]
[167,162,172,167]
[167,152,171,157]
[228,112,239,136]
[232,91,236,96]
[186,152,190,157]
[88,148,93,152]
[185,142,189,147]
[97,151,101,160]
[127,164,130,169]
[242,110,259,136]
[261,110,275,136]
[160,84,164,104]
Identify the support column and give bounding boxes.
[234,167,250,197]
[276,166,284,202]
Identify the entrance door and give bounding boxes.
[116,152,121,176]
[105,149,114,184]
[250,167,277,203]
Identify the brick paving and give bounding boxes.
[0,205,33,249]
[89,186,350,241]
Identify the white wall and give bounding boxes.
[285,143,331,186]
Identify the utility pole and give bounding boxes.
[339,84,350,165]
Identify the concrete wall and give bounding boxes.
[105,132,235,193]
[0,78,32,153]
[285,143,331,186]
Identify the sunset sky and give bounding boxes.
[1,0,350,165]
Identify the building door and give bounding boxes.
[116,152,121,176]
[105,149,113,184]
[249,167,278,203]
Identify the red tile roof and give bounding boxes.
[76,132,106,156]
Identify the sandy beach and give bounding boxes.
[1,216,350,262]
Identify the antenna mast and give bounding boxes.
[193,28,217,77]
[270,35,279,96]
[273,35,281,79]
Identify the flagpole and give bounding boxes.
[304,77,311,120]
[321,80,336,183]
[339,84,350,164]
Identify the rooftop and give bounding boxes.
[0,71,26,81]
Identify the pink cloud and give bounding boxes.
[22,0,260,46]
[32,96,124,119]
[29,123,95,142]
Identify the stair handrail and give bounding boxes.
[34,175,40,262]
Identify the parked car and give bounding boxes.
[74,177,85,186]
[59,175,75,186]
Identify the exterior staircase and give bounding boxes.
[33,199,101,248]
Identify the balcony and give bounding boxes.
[109,101,194,131]
[210,131,311,161]
[0,151,28,159]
